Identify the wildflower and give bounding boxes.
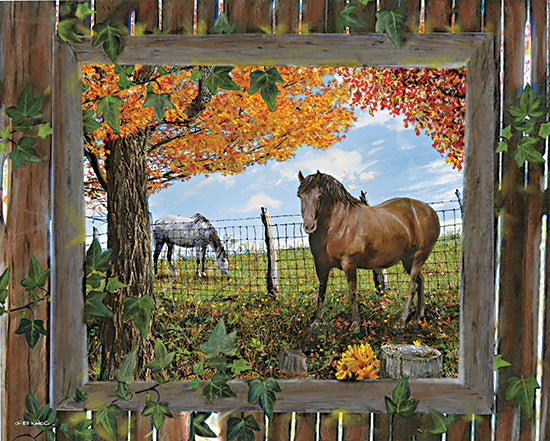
[335,342,380,380]
[413,340,421,346]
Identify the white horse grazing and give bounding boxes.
[153,214,229,276]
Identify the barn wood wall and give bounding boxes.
[1,0,549,440]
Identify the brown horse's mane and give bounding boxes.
[298,172,362,207]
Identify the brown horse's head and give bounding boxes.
[297,171,322,233]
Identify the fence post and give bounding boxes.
[261,207,278,295]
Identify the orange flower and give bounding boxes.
[335,342,380,380]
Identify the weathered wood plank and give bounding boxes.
[161,0,194,34]
[268,412,292,440]
[94,0,159,31]
[472,415,491,441]
[0,3,53,439]
[446,416,471,441]
[158,411,188,441]
[225,0,273,34]
[424,0,452,32]
[401,0,422,34]
[527,1,548,440]
[69,33,490,69]
[51,38,87,408]
[495,1,532,440]
[274,0,300,34]
[129,411,153,440]
[319,412,338,440]
[455,0,482,32]
[196,0,217,34]
[294,413,316,440]
[342,413,370,440]
[302,0,327,33]
[372,414,390,441]
[543,210,550,441]
[325,0,345,33]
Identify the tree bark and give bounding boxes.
[99,131,154,380]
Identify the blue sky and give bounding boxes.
[148,108,463,222]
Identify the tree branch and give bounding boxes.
[84,145,108,192]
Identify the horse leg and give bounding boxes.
[373,269,388,293]
[194,246,201,276]
[167,243,176,274]
[200,245,207,276]
[310,264,330,329]
[412,273,425,321]
[344,264,361,333]
[153,239,164,275]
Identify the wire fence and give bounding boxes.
[148,199,462,302]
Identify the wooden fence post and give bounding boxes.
[261,207,279,296]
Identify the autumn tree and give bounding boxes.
[82,65,354,378]
[340,67,466,169]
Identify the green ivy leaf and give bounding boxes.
[105,276,126,293]
[189,378,201,390]
[71,417,98,441]
[501,124,513,140]
[193,361,205,375]
[213,11,238,34]
[146,338,175,372]
[0,142,6,154]
[75,2,95,19]
[113,348,137,386]
[123,295,155,337]
[74,388,88,404]
[190,412,217,439]
[9,136,43,166]
[115,65,134,90]
[539,121,550,139]
[249,67,284,112]
[505,375,540,419]
[0,126,10,139]
[227,414,261,441]
[519,84,545,118]
[57,18,82,43]
[85,238,112,274]
[191,69,202,81]
[513,118,536,134]
[506,105,526,122]
[86,291,114,319]
[92,21,127,64]
[95,403,123,441]
[496,140,509,153]
[494,354,511,371]
[199,320,238,358]
[7,84,43,122]
[143,89,175,122]
[37,122,53,139]
[142,395,173,430]
[384,375,418,418]
[13,119,33,135]
[83,109,101,133]
[207,355,229,371]
[247,377,281,420]
[0,267,9,305]
[337,4,365,33]
[425,408,455,434]
[376,7,407,49]
[15,318,48,348]
[24,391,40,417]
[21,255,50,291]
[97,94,124,134]
[202,372,237,404]
[511,136,545,167]
[204,66,240,95]
[230,358,250,376]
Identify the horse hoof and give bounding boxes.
[349,321,361,334]
[392,322,405,335]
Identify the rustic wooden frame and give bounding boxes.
[51,33,494,414]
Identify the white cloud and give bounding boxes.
[368,146,384,156]
[269,147,379,187]
[371,139,387,147]
[195,174,237,189]
[398,159,463,202]
[232,192,283,213]
[353,109,407,132]
[399,142,416,151]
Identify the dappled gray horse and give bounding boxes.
[153,214,229,276]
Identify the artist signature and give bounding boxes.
[14,420,52,426]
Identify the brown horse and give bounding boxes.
[297,171,440,332]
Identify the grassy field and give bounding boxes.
[138,235,461,381]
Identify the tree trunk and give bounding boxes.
[99,131,154,380]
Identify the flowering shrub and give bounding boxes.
[335,342,380,380]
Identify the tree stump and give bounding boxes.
[278,349,307,376]
[380,344,442,378]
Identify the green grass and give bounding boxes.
[87,236,461,381]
